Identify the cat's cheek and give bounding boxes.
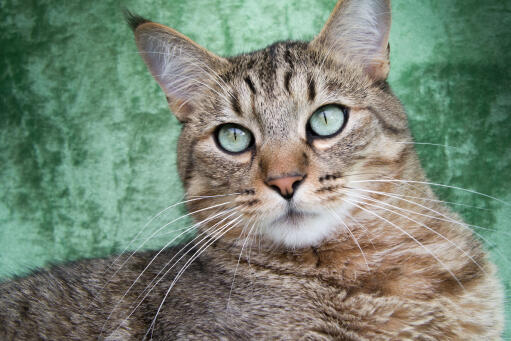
[372,135,409,163]
[190,138,253,189]
[293,182,323,205]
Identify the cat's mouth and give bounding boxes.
[275,207,315,225]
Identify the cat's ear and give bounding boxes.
[312,0,391,80]
[127,13,229,121]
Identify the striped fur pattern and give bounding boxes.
[0,0,504,339]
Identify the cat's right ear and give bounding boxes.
[126,11,229,121]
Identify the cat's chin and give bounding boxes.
[261,208,343,249]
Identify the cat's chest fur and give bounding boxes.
[100,242,495,340]
[100,250,366,340]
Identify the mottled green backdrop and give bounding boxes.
[1,0,510,336]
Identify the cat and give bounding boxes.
[0,0,505,339]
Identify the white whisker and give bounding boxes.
[345,186,511,237]
[146,216,245,339]
[328,208,369,271]
[349,187,490,211]
[227,218,257,311]
[114,210,242,335]
[351,179,509,206]
[344,186,511,261]
[343,197,465,290]
[344,211,376,249]
[105,196,199,272]
[343,191,486,274]
[98,201,232,302]
[395,141,462,151]
[99,206,238,338]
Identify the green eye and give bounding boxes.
[216,124,253,153]
[308,105,347,137]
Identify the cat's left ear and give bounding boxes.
[312,0,391,80]
[127,12,229,121]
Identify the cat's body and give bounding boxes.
[0,0,505,339]
[1,239,503,340]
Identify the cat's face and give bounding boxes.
[177,43,411,247]
[131,0,414,247]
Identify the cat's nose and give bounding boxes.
[266,174,305,200]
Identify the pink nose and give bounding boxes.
[266,174,305,200]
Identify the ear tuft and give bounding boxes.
[123,9,151,32]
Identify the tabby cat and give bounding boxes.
[0,0,504,339]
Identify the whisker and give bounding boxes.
[99,207,237,337]
[347,187,490,211]
[109,211,243,338]
[137,210,242,300]
[351,179,509,206]
[100,201,231,304]
[105,201,232,282]
[105,195,199,272]
[227,218,257,311]
[131,223,194,240]
[141,193,244,241]
[246,222,260,277]
[344,186,511,237]
[395,141,462,151]
[343,197,465,290]
[328,208,370,270]
[146,212,244,298]
[342,191,486,274]
[146,216,245,339]
[343,211,376,250]
[187,193,242,199]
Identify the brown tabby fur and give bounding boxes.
[0,0,504,339]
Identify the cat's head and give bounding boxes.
[130,0,417,248]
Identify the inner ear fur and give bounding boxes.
[312,0,391,80]
[131,19,229,120]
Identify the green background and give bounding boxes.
[1,0,510,336]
